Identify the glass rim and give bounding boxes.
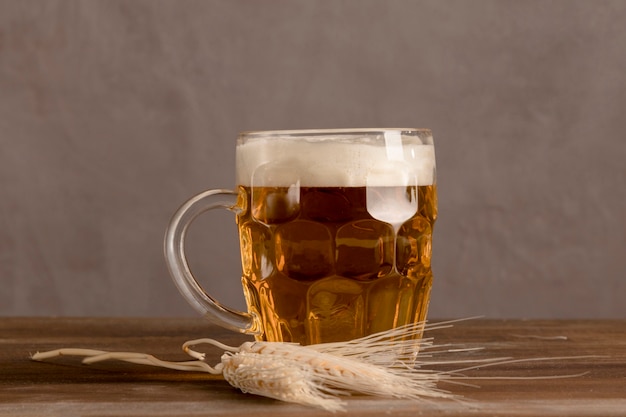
[239,127,432,138]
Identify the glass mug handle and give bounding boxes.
[163,189,261,335]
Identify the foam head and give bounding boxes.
[236,129,435,187]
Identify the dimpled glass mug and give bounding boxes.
[164,128,437,345]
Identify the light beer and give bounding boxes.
[235,134,436,345]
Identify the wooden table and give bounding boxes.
[1,318,625,416]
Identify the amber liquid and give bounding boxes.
[236,185,437,345]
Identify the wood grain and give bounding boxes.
[1,318,625,416]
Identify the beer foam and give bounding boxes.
[236,136,435,187]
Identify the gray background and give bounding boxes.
[1,0,625,319]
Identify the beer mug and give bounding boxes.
[164,128,437,345]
